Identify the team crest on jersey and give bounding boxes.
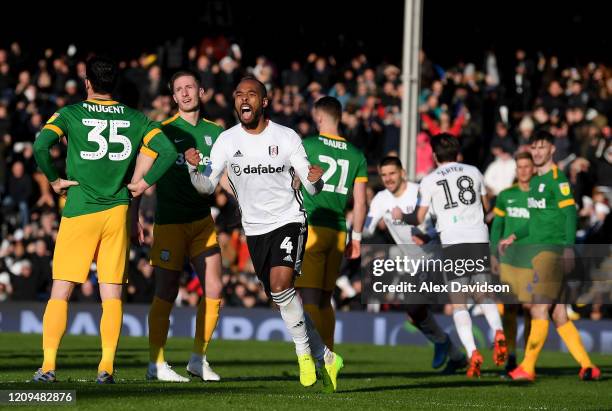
[160,250,170,262]
[269,145,278,157]
[204,135,213,146]
[538,183,546,193]
[559,182,570,196]
[46,112,59,124]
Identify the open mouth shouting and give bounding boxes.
[240,104,254,122]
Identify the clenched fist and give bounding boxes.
[307,164,324,182]
[184,148,201,167]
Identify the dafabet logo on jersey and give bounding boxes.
[231,163,285,176]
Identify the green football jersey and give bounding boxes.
[491,184,530,266]
[526,165,576,245]
[153,114,223,224]
[42,99,164,218]
[301,133,368,231]
[493,185,530,242]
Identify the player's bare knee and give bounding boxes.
[269,267,294,293]
[269,282,291,294]
[529,304,549,319]
[205,255,223,298]
[50,280,76,301]
[99,283,122,300]
[204,278,223,300]
[551,304,569,326]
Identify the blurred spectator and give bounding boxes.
[282,61,308,92]
[4,160,32,224]
[127,257,155,303]
[484,146,516,196]
[74,276,99,303]
[29,239,51,297]
[9,259,37,300]
[0,271,11,301]
[489,122,517,161]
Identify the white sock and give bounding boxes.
[303,313,332,365]
[453,308,477,355]
[479,302,503,333]
[271,288,310,356]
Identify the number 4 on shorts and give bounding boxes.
[280,236,293,254]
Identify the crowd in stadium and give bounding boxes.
[0,39,610,318]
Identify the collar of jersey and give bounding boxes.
[163,113,205,128]
[86,98,119,106]
[320,133,346,141]
[539,164,558,178]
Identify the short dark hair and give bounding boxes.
[529,129,555,145]
[85,56,118,94]
[515,151,533,162]
[430,133,460,163]
[236,76,267,98]
[379,156,403,169]
[168,70,200,92]
[314,96,342,123]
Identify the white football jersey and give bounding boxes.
[364,182,422,244]
[202,121,314,236]
[419,162,488,245]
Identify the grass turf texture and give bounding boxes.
[0,332,610,410]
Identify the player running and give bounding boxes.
[32,56,176,383]
[131,71,224,382]
[499,130,601,381]
[399,133,507,378]
[365,156,467,373]
[296,96,367,350]
[185,76,343,393]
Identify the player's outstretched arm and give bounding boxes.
[392,205,428,226]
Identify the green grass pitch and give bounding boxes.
[0,333,610,410]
